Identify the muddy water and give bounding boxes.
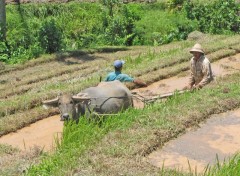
[0,53,240,152]
[133,53,240,97]
[0,115,63,151]
[147,109,240,173]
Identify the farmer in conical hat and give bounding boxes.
[187,43,213,90]
[104,60,147,87]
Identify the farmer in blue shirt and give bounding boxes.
[105,60,147,87]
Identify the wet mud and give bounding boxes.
[0,115,63,151]
[133,53,240,97]
[0,53,240,152]
[147,109,240,173]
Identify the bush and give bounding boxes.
[0,41,9,62]
[102,4,143,46]
[167,0,184,11]
[183,0,240,34]
[134,10,198,45]
[3,1,239,64]
[39,19,63,53]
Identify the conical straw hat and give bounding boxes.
[189,43,204,54]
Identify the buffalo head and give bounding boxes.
[42,93,90,121]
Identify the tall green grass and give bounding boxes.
[27,108,144,175]
[205,154,240,176]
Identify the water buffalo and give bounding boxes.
[42,80,133,121]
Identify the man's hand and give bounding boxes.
[193,84,202,90]
[133,79,147,87]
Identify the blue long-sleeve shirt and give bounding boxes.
[104,71,134,82]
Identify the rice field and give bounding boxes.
[0,33,240,175]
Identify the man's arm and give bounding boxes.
[197,60,212,88]
[118,74,147,87]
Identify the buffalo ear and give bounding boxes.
[42,97,59,109]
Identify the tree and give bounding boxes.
[0,0,6,41]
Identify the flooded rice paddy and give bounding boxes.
[147,109,240,173]
[0,54,240,172]
[0,115,62,151]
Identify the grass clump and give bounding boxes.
[204,154,240,176]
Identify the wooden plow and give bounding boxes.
[132,90,186,105]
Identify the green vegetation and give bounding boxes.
[183,0,240,34]
[0,0,239,64]
[0,144,18,156]
[134,10,197,45]
[205,154,240,176]
[0,0,240,175]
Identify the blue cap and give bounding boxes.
[113,60,125,68]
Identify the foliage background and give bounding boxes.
[0,0,239,64]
